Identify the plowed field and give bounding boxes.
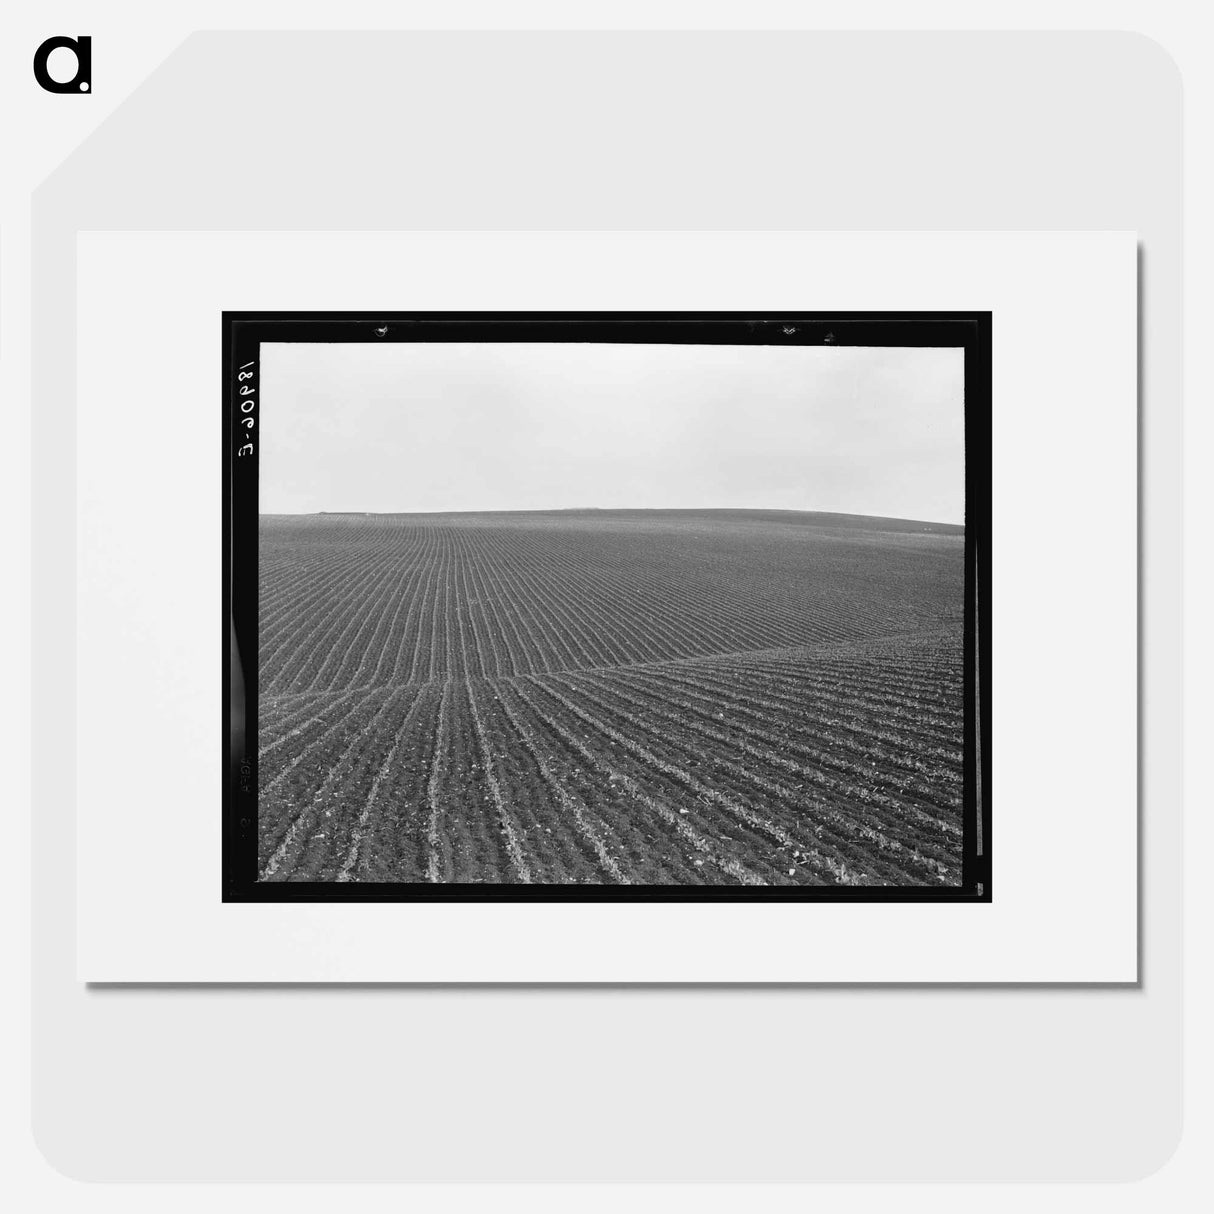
[257,509,965,886]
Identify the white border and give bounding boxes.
[75,231,1136,981]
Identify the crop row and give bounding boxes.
[257,514,964,693]
[256,631,965,886]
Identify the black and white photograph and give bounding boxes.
[225,313,990,899]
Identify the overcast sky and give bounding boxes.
[259,341,964,524]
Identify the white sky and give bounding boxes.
[259,341,964,523]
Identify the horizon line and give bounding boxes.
[258,505,964,528]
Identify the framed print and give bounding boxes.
[224,312,991,903]
[75,230,1135,981]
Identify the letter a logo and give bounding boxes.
[33,35,92,93]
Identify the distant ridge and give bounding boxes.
[304,507,963,534]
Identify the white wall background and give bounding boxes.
[17,21,1184,1197]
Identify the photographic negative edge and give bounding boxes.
[223,311,992,903]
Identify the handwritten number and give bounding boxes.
[237,359,256,455]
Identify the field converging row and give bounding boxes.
[256,511,967,886]
[257,630,964,886]
[258,512,963,692]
